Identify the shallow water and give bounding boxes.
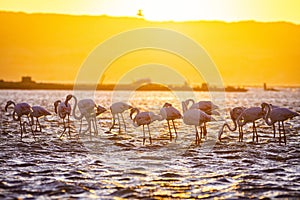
[0,89,299,199]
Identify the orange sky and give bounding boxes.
[0,1,300,86]
[1,0,300,24]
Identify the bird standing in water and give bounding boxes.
[130,107,162,145]
[236,106,265,142]
[218,106,247,141]
[54,94,72,138]
[5,100,34,140]
[109,102,132,133]
[261,102,299,145]
[160,102,182,141]
[182,101,215,145]
[30,106,51,132]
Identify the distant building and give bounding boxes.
[21,76,35,83]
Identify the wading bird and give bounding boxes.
[218,106,247,141]
[160,102,182,141]
[236,106,265,142]
[184,99,219,137]
[182,101,215,145]
[71,95,106,137]
[261,102,299,145]
[130,107,162,145]
[5,100,34,140]
[109,102,132,133]
[30,106,51,132]
[54,94,72,138]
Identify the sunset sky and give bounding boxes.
[1,0,300,23]
[0,0,299,86]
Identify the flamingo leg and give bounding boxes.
[121,113,126,132]
[37,118,42,132]
[273,123,276,138]
[172,120,178,141]
[278,122,282,145]
[240,126,244,142]
[198,126,203,145]
[19,118,23,141]
[94,115,98,136]
[117,114,121,133]
[203,123,207,138]
[59,118,67,138]
[255,123,258,142]
[238,125,241,142]
[142,125,146,145]
[282,121,286,145]
[147,124,152,145]
[167,120,172,141]
[87,119,92,140]
[109,114,116,131]
[67,114,71,138]
[195,126,199,145]
[79,119,83,135]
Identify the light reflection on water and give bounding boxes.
[0,89,299,199]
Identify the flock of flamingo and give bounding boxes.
[3,94,299,145]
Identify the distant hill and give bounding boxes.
[0,11,299,86]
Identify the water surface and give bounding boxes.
[0,89,299,199]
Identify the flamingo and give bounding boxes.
[109,102,132,133]
[71,95,106,137]
[54,94,72,138]
[30,106,51,132]
[182,101,215,145]
[184,99,219,137]
[261,102,299,145]
[160,102,182,141]
[130,107,162,145]
[236,106,265,142]
[218,106,247,141]
[5,100,34,140]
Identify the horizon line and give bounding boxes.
[1,10,299,25]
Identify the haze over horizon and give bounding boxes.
[0,1,300,87]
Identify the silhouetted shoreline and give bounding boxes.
[0,77,248,92]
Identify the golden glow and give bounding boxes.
[0,0,300,24]
[0,0,299,86]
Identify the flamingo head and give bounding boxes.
[261,102,271,114]
[5,100,15,112]
[96,105,107,116]
[163,102,172,108]
[66,94,73,102]
[54,100,61,114]
[129,107,138,120]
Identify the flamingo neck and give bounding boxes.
[12,111,20,121]
[130,108,139,127]
[72,96,83,120]
[264,104,273,126]
[186,99,195,109]
[182,101,188,114]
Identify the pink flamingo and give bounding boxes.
[130,107,162,145]
[30,106,51,132]
[54,94,72,138]
[182,101,215,145]
[109,102,132,133]
[184,99,219,137]
[218,106,247,141]
[71,95,106,137]
[160,102,182,141]
[236,106,265,142]
[5,100,34,140]
[261,102,299,145]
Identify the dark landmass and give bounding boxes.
[263,83,279,92]
[0,77,248,92]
